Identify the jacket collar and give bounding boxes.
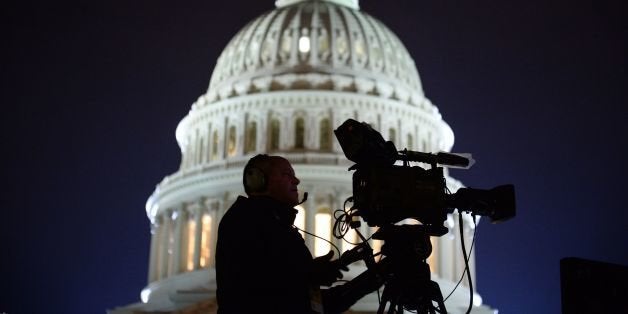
[245,195,298,225]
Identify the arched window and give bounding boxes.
[407,133,414,150]
[227,126,237,157]
[270,119,280,150]
[245,121,257,153]
[295,117,305,149]
[319,118,332,151]
[315,207,332,257]
[211,131,219,161]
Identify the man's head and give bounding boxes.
[243,154,301,206]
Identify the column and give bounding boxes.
[205,123,212,163]
[193,204,203,270]
[170,206,184,276]
[438,225,456,282]
[221,119,228,159]
[464,216,477,291]
[428,236,439,275]
[195,129,201,165]
[305,188,316,251]
[160,209,172,280]
[209,200,221,267]
[330,191,343,253]
[452,212,466,285]
[147,220,160,282]
[176,207,190,273]
[237,115,245,156]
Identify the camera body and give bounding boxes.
[335,118,515,228]
[352,164,447,228]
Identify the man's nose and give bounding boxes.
[294,176,300,185]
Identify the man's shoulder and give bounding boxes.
[221,196,250,221]
[220,195,272,225]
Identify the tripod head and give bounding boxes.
[372,225,448,314]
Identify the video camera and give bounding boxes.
[334,118,515,230]
[331,119,516,313]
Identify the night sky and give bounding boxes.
[2,0,627,313]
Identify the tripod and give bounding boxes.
[373,224,447,314]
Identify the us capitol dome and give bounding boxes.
[110,0,495,313]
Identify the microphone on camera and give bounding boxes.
[297,192,309,205]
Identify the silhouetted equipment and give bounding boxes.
[561,257,628,313]
[332,119,516,313]
[335,119,516,228]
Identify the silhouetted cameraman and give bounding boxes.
[216,154,360,313]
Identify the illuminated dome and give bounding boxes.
[110,1,496,313]
[200,0,426,110]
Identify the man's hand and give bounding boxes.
[311,251,349,286]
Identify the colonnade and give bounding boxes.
[147,198,224,282]
[146,186,476,290]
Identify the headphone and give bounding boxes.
[243,154,270,194]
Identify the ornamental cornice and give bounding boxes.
[177,91,452,153]
[203,71,423,108]
[184,90,437,126]
[147,154,353,219]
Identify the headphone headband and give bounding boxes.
[243,154,271,194]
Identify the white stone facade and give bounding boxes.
[110,1,496,313]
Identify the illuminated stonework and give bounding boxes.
[109,1,495,313]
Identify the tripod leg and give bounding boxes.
[377,288,390,314]
[429,281,447,314]
[377,300,387,314]
[377,287,401,314]
[386,300,397,314]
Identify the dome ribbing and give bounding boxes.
[199,0,426,109]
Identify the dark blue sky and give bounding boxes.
[2,0,627,313]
